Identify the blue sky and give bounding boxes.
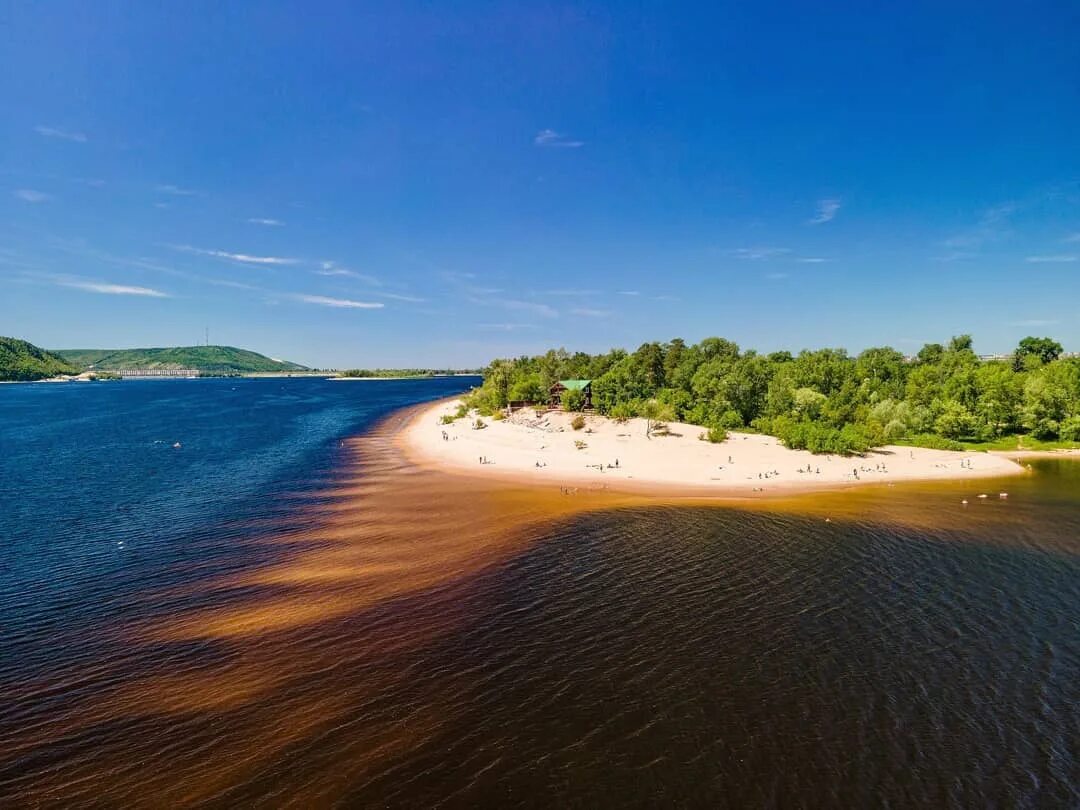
[2,1,1078,368]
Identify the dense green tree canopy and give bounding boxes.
[1014,336,1064,370]
[464,335,1080,454]
[0,337,79,381]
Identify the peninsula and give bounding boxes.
[402,332,1080,494]
[404,399,1024,496]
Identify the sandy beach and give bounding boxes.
[403,399,1026,496]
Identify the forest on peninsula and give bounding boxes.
[464,335,1080,454]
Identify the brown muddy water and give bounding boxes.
[1,392,1078,808]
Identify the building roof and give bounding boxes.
[556,379,592,390]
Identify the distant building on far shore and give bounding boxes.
[114,368,200,378]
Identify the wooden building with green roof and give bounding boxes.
[549,379,593,409]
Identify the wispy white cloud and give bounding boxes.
[1009,318,1059,327]
[47,241,268,295]
[439,270,478,283]
[292,294,384,309]
[796,257,828,264]
[375,291,425,303]
[206,278,260,291]
[653,295,680,302]
[765,272,790,280]
[729,247,792,260]
[943,203,1015,249]
[14,189,51,203]
[171,244,300,266]
[932,250,976,263]
[34,125,87,143]
[316,261,381,285]
[57,280,169,297]
[470,296,557,319]
[477,323,538,331]
[570,307,610,317]
[617,290,641,296]
[1064,232,1080,243]
[247,217,284,227]
[1025,255,1077,263]
[534,129,584,148]
[155,184,198,196]
[537,288,599,296]
[809,198,841,224]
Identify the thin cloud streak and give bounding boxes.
[57,280,169,298]
[477,323,538,331]
[469,296,558,319]
[292,294,384,309]
[171,245,300,265]
[1025,255,1077,263]
[14,189,51,203]
[534,129,584,148]
[729,247,792,260]
[34,125,87,143]
[156,184,198,196]
[809,198,841,224]
[375,292,426,303]
[317,261,381,285]
[1009,319,1059,327]
[247,218,284,226]
[570,308,610,317]
[943,203,1015,249]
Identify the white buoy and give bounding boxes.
[961,499,968,505]
[977,494,988,499]
[999,492,1008,498]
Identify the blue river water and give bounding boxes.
[1,376,1077,807]
[0,377,475,658]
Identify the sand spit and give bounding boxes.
[403,399,1025,497]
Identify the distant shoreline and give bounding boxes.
[400,399,1027,499]
[0,372,480,385]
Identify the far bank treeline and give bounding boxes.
[0,337,78,381]
[465,335,1080,454]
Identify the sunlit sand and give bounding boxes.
[404,399,1025,496]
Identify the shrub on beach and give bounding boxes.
[570,414,586,430]
[699,425,727,443]
[574,439,587,449]
[473,418,487,430]
[1059,416,1080,442]
[492,410,506,421]
[764,415,873,455]
[439,414,456,425]
[904,433,964,451]
[562,387,586,412]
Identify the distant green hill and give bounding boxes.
[55,345,308,375]
[0,337,80,381]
